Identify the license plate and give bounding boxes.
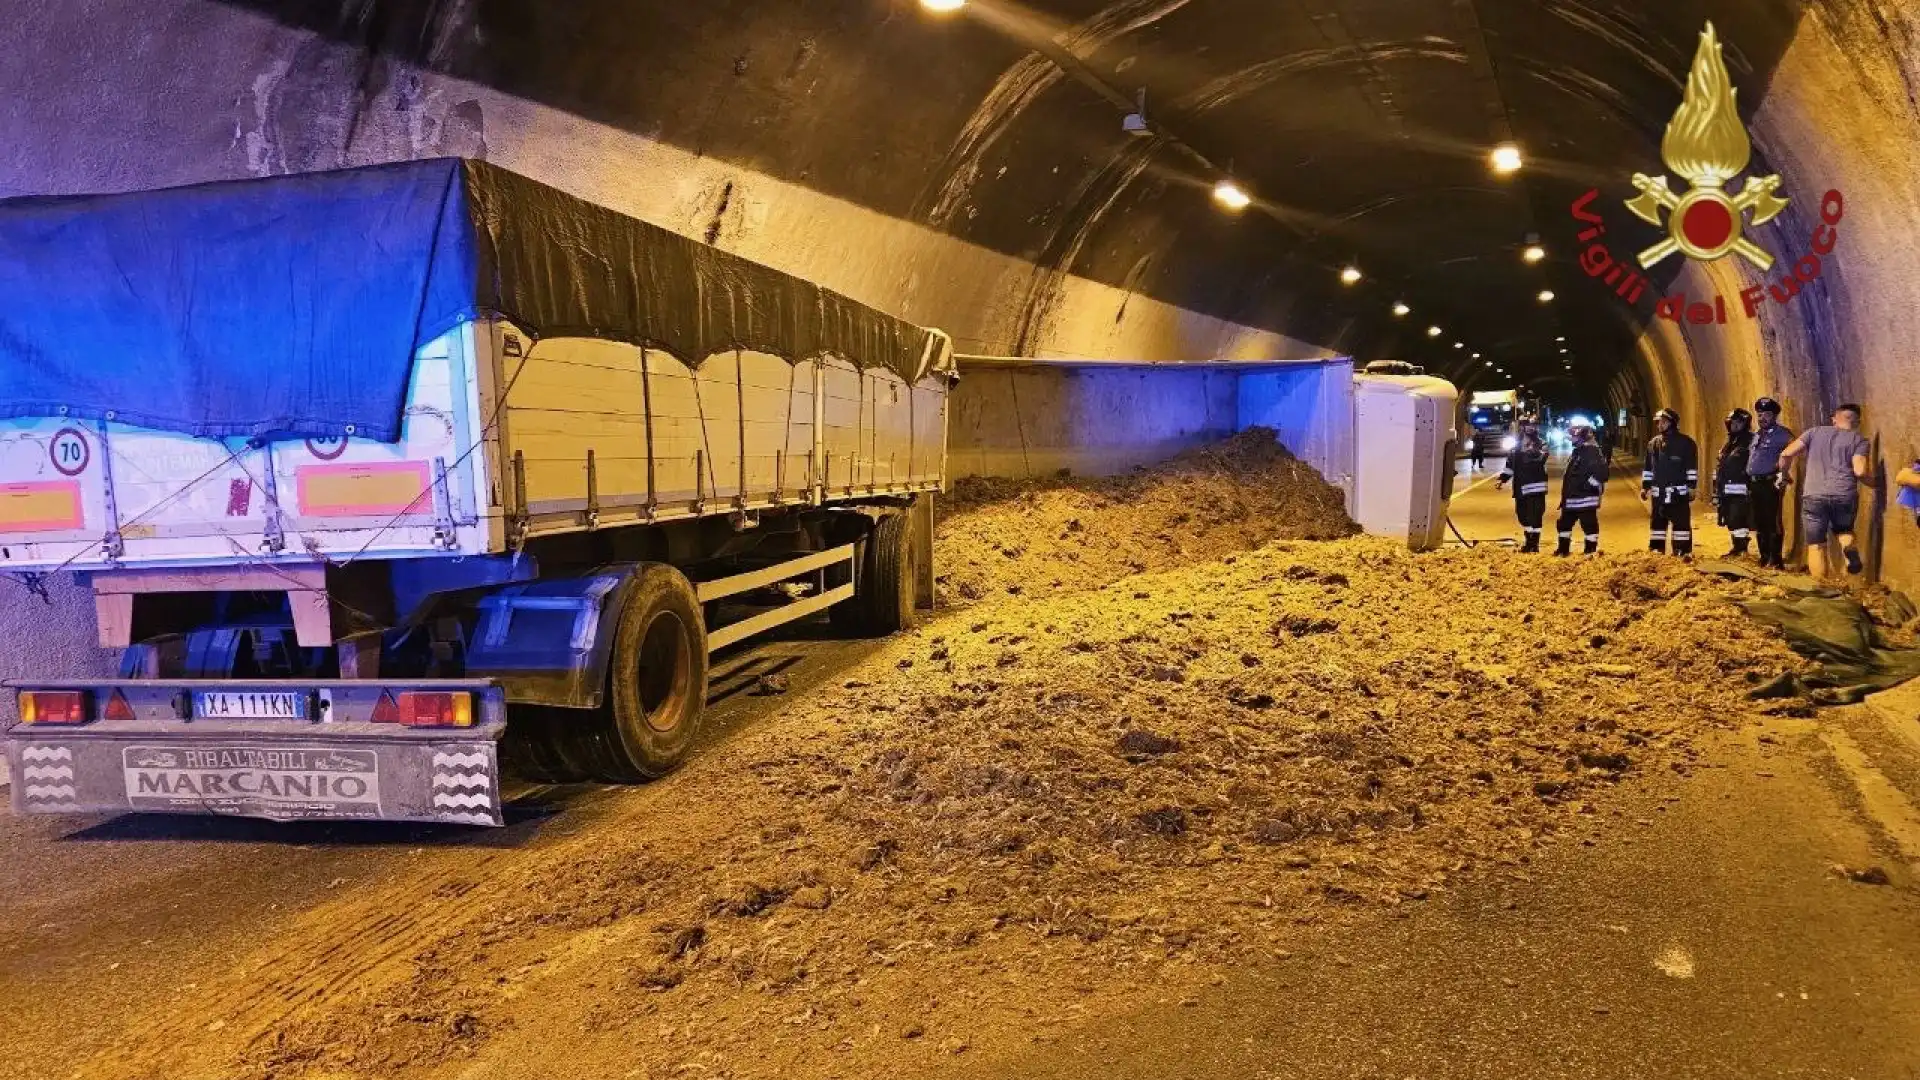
[193,691,309,721]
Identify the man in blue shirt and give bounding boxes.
[1746,397,1794,569]
[1778,403,1873,580]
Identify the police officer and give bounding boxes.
[1495,422,1550,552]
[1747,397,1794,569]
[1556,419,1607,556]
[1714,408,1755,557]
[1640,408,1699,557]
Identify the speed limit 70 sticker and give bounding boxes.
[49,428,90,476]
[306,435,349,461]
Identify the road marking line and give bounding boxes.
[1455,472,1503,497]
[1820,726,1920,865]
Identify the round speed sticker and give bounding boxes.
[50,428,90,476]
[306,435,349,461]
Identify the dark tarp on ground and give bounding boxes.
[1700,561,1920,705]
[0,158,941,443]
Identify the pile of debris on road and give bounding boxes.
[780,539,1798,948]
[935,426,1358,603]
[244,530,1804,1080]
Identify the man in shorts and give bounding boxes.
[1777,403,1873,580]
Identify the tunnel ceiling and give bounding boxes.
[226,0,1810,395]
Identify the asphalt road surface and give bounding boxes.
[1446,453,1734,556]
[983,712,1920,1080]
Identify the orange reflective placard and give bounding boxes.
[296,461,432,518]
[0,481,83,532]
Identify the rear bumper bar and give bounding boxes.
[6,679,508,826]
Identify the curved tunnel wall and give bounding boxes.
[1622,0,1920,580]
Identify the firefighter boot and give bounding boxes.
[1555,533,1572,557]
[1584,534,1600,556]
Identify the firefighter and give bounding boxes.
[1640,408,1699,557]
[1495,421,1550,551]
[1747,397,1794,569]
[1714,408,1755,558]
[1556,419,1607,556]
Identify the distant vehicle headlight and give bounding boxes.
[1500,435,1518,452]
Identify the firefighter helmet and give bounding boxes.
[1655,407,1680,427]
[1754,396,1782,415]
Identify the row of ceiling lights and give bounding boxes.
[916,0,1571,377]
[1310,144,1558,376]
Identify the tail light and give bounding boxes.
[103,689,137,722]
[372,691,473,728]
[20,690,90,725]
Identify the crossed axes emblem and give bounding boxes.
[1625,173,1789,271]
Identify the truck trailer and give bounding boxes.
[0,159,954,826]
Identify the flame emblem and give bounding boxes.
[1625,22,1789,270]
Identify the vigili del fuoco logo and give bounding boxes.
[1567,21,1844,325]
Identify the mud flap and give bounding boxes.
[10,728,505,827]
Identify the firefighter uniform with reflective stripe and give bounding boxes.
[1643,431,1699,556]
[1556,441,1607,556]
[1716,427,1754,557]
[1498,443,1550,552]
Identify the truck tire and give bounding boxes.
[831,510,917,637]
[585,562,708,782]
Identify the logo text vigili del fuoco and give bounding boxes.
[1567,22,1843,325]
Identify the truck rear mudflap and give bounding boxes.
[6,679,508,827]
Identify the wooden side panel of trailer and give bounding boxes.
[498,332,945,539]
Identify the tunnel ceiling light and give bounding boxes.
[1490,143,1524,174]
[1212,180,1252,212]
[1472,352,1482,359]
[1427,325,1443,338]
[1454,341,1466,349]
[1340,265,1363,285]
[1537,289,1556,303]
[919,0,966,11]
[1523,244,1547,264]
[1556,336,1566,342]
[1559,347,1569,353]
[1392,302,1411,317]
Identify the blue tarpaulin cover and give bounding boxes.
[0,158,937,443]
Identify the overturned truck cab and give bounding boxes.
[0,159,952,826]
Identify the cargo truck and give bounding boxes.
[1463,389,1521,462]
[0,159,954,826]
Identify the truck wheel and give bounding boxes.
[590,562,708,782]
[832,510,917,637]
